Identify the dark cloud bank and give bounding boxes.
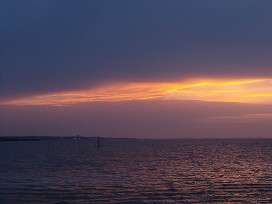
[1,0,272,99]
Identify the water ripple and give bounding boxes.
[0,139,271,203]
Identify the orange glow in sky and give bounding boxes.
[1,78,272,106]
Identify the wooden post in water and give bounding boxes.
[97,136,100,149]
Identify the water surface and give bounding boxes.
[0,138,271,203]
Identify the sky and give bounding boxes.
[1,0,272,138]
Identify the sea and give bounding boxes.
[0,138,271,203]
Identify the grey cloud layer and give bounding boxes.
[1,0,272,99]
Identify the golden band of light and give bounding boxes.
[1,78,272,106]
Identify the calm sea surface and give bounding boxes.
[0,138,271,203]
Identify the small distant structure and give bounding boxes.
[75,134,81,140]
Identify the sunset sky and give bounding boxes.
[1,0,272,138]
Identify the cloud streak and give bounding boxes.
[1,78,271,106]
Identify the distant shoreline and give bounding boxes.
[0,138,40,142]
[0,136,271,142]
[0,136,84,142]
